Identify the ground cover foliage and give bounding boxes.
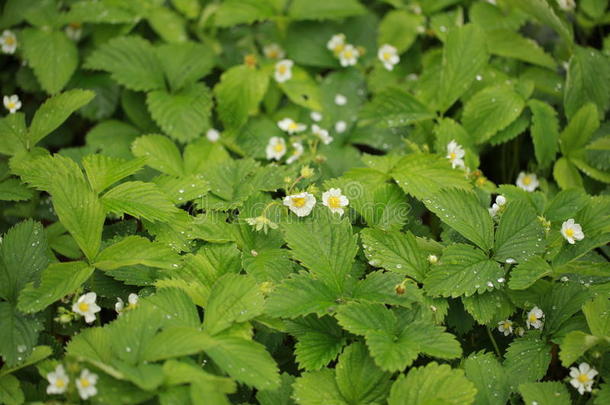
[0,0,609,404]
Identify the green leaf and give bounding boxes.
[0,113,26,156]
[20,28,77,94]
[512,0,573,47]
[214,65,269,130]
[360,228,427,281]
[559,331,601,367]
[277,66,322,111]
[0,220,48,302]
[102,181,179,222]
[484,29,556,69]
[94,236,180,270]
[553,157,583,190]
[508,257,552,290]
[0,179,33,202]
[504,333,551,388]
[425,244,504,298]
[335,342,392,404]
[215,0,278,27]
[154,174,210,205]
[183,138,231,175]
[425,188,494,251]
[570,157,610,183]
[140,327,212,362]
[0,345,52,377]
[462,290,515,325]
[519,382,571,405]
[131,134,185,177]
[147,83,212,143]
[544,189,589,222]
[288,0,366,21]
[0,374,23,405]
[388,362,477,405]
[462,85,526,144]
[464,352,509,405]
[265,273,339,319]
[286,315,346,371]
[85,36,165,92]
[292,369,346,405]
[529,99,559,170]
[17,262,94,313]
[559,103,599,156]
[282,211,358,291]
[335,302,396,337]
[359,87,435,128]
[204,335,280,390]
[83,154,146,194]
[146,6,187,43]
[256,373,296,405]
[204,274,264,335]
[391,153,472,200]
[0,302,40,367]
[493,200,546,263]
[541,283,591,335]
[378,10,424,53]
[157,42,215,91]
[583,295,610,337]
[563,46,610,119]
[28,89,95,146]
[437,24,488,112]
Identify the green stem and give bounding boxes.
[486,326,502,358]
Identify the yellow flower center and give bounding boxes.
[5,36,15,46]
[278,64,287,74]
[577,374,590,383]
[288,122,298,130]
[522,176,532,185]
[274,143,284,152]
[565,228,574,238]
[328,196,342,209]
[334,44,344,53]
[69,22,82,29]
[6,101,15,109]
[343,50,353,59]
[292,197,306,208]
[268,50,278,58]
[528,313,538,322]
[56,379,66,388]
[449,152,457,160]
[80,378,90,388]
[502,321,511,329]
[78,302,89,312]
[244,54,257,68]
[383,52,392,61]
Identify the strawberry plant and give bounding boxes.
[0,0,609,404]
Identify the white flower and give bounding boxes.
[310,111,322,122]
[338,44,359,67]
[312,124,333,145]
[76,369,98,400]
[335,94,347,106]
[245,216,278,233]
[322,188,349,216]
[569,362,597,395]
[266,136,287,160]
[115,293,139,314]
[286,142,304,164]
[327,33,346,54]
[497,319,513,336]
[278,118,306,134]
[446,140,465,169]
[561,218,585,244]
[516,172,539,192]
[206,128,220,142]
[283,192,316,217]
[3,95,21,114]
[263,43,285,59]
[335,120,347,133]
[0,30,17,54]
[556,0,576,11]
[428,254,438,264]
[526,306,544,329]
[65,23,82,41]
[488,195,507,217]
[378,44,400,71]
[46,365,69,395]
[274,59,293,83]
[72,292,101,324]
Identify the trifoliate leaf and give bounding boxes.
[493,200,546,263]
[131,134,185,177]
[286,315,346,371]
[147,83,212,142]
[94,236,180,270]
[425,244,504,298]
[388,362,477,405]
[82,154,146,194]
[85,36,165,92]
[288,0,366,21]
[359,87,435,128]
[391,153,471,201]
[509,257,552,290]
[504,333,552,388]
[265,273,339,319]
[101,181,179,222]
[214,65,269,130]
[462,85,526,144]
[360,228,427,281]
[464,352,510,405]
[518,381,571,405]
[28,89,95,146]
[157,42,215,91]
[17,262,94,313]
[282,210,358,292]
[20,28,77,94]
[430,190,493,250]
